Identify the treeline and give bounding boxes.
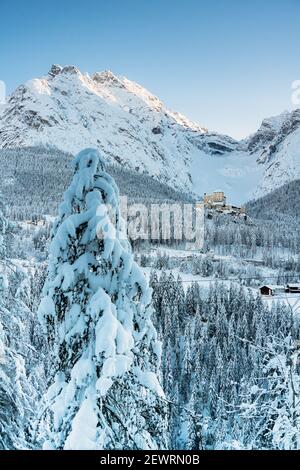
[0,146,191,221]
[206,212,300,257]
[247,179,300,219]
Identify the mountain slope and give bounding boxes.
[247,178,300,220]
[245,109,300,197]
[0,146,192,220]
[0,64,299,202]
[0,65,240,195]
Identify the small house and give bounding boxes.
[286,284,300,294]
[259,285,285,296]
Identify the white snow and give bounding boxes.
[134,366,165,398]
[37,295,56,325]
[64,391,98,450]
[191,148,264,205]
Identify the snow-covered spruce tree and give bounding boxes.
[38,148,168,450]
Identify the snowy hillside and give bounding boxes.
[0,64,300,201]
[247,178,300,220]
[0,65,209,193]
[246,109,300,197]
[0,65,243,197]
[0,146,192,221]
[191,108,300,202]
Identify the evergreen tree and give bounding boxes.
[38,149,168,450]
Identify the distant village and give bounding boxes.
[195,192,300,298]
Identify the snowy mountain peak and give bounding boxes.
[0,65,226,194]
[48,64,81,78]
[48,64,63,78]
[247,110,294,157]
[245,108,300,197]
[0,64,300,201]
[92,70,125,87]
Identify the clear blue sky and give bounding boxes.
[1,0,300,138]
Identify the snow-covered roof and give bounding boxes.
[260,285,285,290]
[287,284,300,289]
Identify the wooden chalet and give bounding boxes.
[259,285,285,296]
[260,283,300,296]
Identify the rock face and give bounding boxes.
[0,64,299,200]
[245,110,300,196]
[247,112,290,157]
